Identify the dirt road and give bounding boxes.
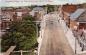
[39,14,75,55]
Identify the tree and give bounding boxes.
[47,5,55,13]
[1,15,38,52]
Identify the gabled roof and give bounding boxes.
[70,9,86,20]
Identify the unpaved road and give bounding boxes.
[39,14,75,55]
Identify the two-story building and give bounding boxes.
[62,4,86,30]
[30,7,46,21]
[1,7,31,31]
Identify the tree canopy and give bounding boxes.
[47,5,55,13]
[1,15,38,52]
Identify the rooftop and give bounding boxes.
[32,7,44,11]
[70,9,86,21]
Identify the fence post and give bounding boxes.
[20,50,23,55]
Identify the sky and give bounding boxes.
[0,0,86,7]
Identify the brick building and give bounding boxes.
[62,4,86,30]
[1,7,31,31]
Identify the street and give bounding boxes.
[39,14,74,55]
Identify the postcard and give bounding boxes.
[0,0,86,55]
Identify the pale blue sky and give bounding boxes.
[0,0,86,7]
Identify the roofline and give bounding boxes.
[70,9,86,21]
[79,21,86,23]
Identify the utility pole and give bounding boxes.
[45,5,48,14]
[75,38,77,54]
[36,22,39,37]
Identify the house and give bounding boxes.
[15,8,31,20]
[62,4,86,30]
[1,9,13,30]
[63,8,86,30]
[61,5,77,29]
[69,9,86,30]
[1,7,31,31]
[64,9,86,29]
[30,7,46,21]
[62,4,77,13]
